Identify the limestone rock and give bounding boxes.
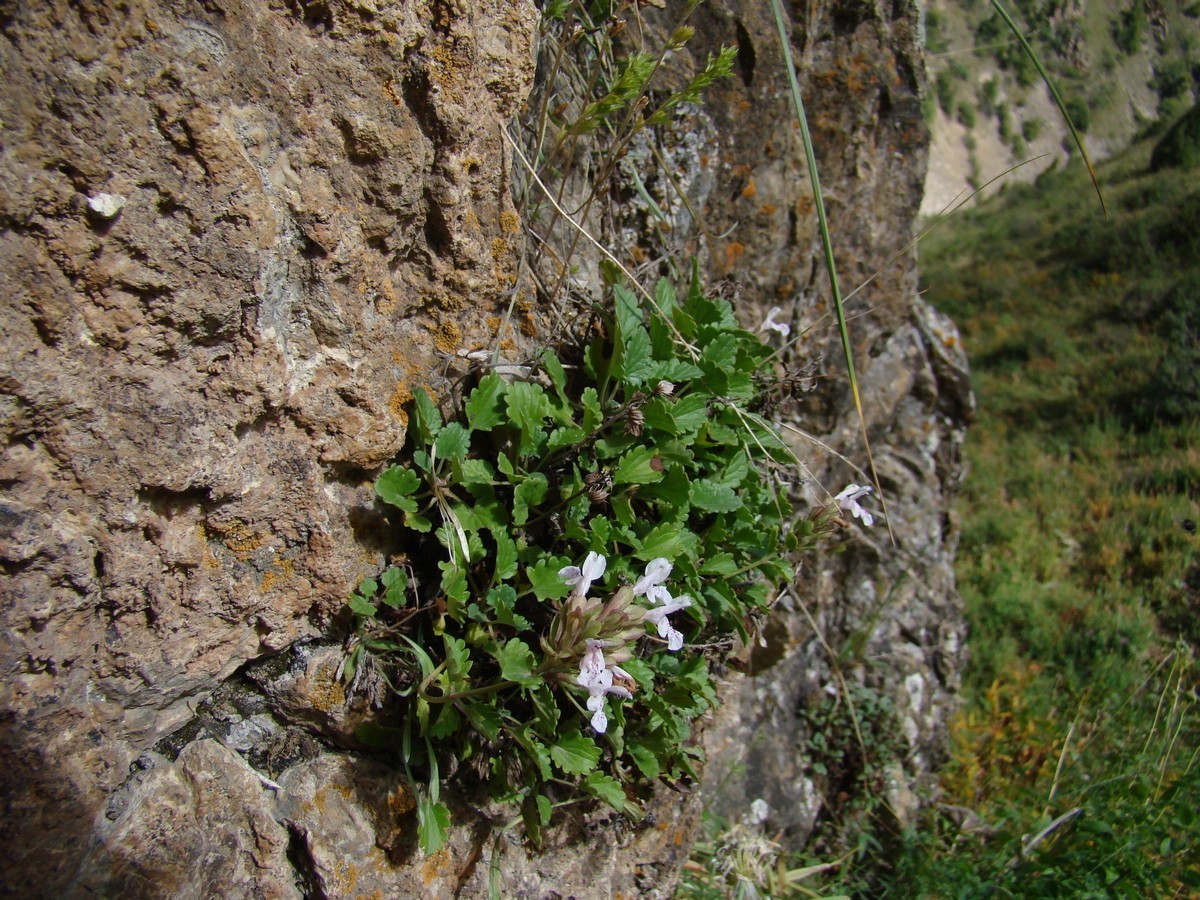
[0,0,538,891]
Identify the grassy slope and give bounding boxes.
[892,132,1200,895]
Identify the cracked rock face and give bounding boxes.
[0,0,541,892]
[0,0,968,895]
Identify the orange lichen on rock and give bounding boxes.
[307,660,348,713]
[260,556,296,593]
[419,847,455,885]
[212,520,269,561]
[723,241,746,272]
[388,381,414,425]
[740,176,757,199]
[499,208,521,234]
[433,320,462,354]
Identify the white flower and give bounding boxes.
[559,551,607,598]
[576,638,632,733]
[643,594,692,651]
[759,306,791,339]
[632,557,672,604]
[748,798,770,827]
[835,483,875,527]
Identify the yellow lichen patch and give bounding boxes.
[259,556,296,593]
[196,523,223,571]
[308,661,348,713]
[210,520,269,561]
[382,77,404,108]
[419,847,455,886]
[328,858,359,896]
[389,381,413,425]
[428,288,466,312]
[491,235,517,288]
[387,781,417,817]
[499,208,521,234]
[433,320,462,354]
[463,207,480,230]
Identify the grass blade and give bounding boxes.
[989,0,1106,216]
[766,0,892,540]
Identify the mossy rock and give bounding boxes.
[1150,101,1200,171]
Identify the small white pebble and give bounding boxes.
[87,193,126,219]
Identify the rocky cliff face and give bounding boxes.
[0,0,968,895]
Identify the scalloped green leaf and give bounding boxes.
[550,729,601,776]
[465,373,507,431]
[434,423,471,462]
[613,446,664,485]
[376,466,421,512]
[690,478,743,512]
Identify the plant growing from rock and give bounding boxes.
[344,279,852,852]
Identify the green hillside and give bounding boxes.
[888,115,1200,895]
[923,0,1200,210]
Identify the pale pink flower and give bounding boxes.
[835,483,875,527]
[576,638,633,733]
[559,551,607,598]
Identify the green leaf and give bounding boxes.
[434,423,471,462]
[614,284,643,337]
[613,446,664,486]
[505,382,552,455]
[438,561,468,621]
[700,553,738,575]
[547,426,585,452]
[637,523,697,560]
[700,332,738,372]
[348,594,377,618]
[528,558,571,601]
[515,726,553,781]
[465,373,507,431]
[381,567,409,608]
[621,326,655,385]
[640,463,690,508]
[536,794,553,826]
[496,638,541,686]
[690,478,743,512]
[584,771,627,810]
[487,584,530,629]
[405,511,433,533]
[417,795,451,855]
[464,702,502,740]
[716,450,751,487]
[628,742,661,779]
[427,704,460,740]
[550,729,601,775]
[651,358,704,382]
[413,388,442,445]
[443,634,472,685]
[541,349,568,402]
[460,458,496,484]
[492,530,518,583]
[376,466,421,512]
[581,387,602,432]
[513,472,548,526]
[641,398,676,433]
[670,394,709,433]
